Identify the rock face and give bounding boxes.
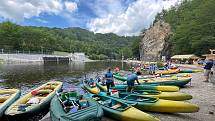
[140,20,171,62]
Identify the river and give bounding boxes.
[0,61,131,90]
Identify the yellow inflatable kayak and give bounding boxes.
[5,81,62,116]
[0,89,21,117]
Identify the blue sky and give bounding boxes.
[0,0,180,36]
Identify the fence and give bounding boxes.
[0,49,52,55]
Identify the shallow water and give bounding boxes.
[0,61,130,90]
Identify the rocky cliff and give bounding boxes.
[140,20,171,62]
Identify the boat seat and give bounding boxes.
[111,104,122,109]
[79,100,89,109]
[101,99,112,107]
[0,96,10,102]
[37,89,53,94]
[136,98,150,101]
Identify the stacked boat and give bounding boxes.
[113,72,192,87]
[82,77,199,121]
[0,68,201,121]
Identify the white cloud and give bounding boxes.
[88,0,181,36]
[65,1,78,13]
[88,0,126,18]
[0,0,64,21]
[35,18,48,23]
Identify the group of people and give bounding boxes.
[101,67,140,94]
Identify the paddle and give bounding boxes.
[70,100,79,113]
[55,91,68,112]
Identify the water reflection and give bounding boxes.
[0,61,130,89]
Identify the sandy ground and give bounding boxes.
[41,64,215,121]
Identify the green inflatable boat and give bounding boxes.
[50,91,103,121]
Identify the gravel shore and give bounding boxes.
[102,65,215,121]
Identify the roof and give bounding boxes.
[171,54,199,59]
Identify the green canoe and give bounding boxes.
[50,91,103,121]
[179,69,203,73]
[96,82,192,101]
[91,94,160,121]
[114,73,191,87]
[117,90,192,101]
[115,84,179,92]
[98,92,199,113]
[113,73,127,81]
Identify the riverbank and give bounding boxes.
[0,54,95,63]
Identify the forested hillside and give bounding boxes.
[0,22,140,60]
[160,0,215,56]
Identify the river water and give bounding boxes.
[0,61,130,91]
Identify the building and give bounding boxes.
[171,54,199,64]
[71,52,86,61]
[202,49,215,59]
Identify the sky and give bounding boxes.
[0,0,181,36]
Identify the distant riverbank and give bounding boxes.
[0,54,94,63]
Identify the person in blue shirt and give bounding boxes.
[126,73,140,92]
[203,59,214,82]
[149,64,157,75]
[104,68,114,93]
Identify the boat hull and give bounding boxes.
[115,84,179,92]
[5,81,62,117]
[0,89,21,117]
[50,95,103,121]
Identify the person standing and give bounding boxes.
[149,64,157,75]
[104,68,115,94]
[203,59,214,82]
[126,73,140,92]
